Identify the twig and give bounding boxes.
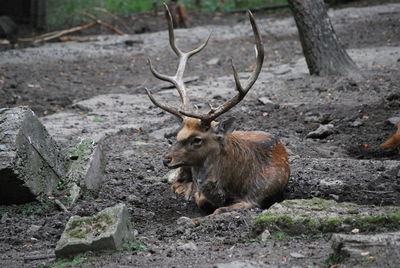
[55,199,70,214]
[18,21,97,43]
[24,254,56,262]
[96,20,125,35]
[361,190,394,194]
[79,11,125,35]
[227,3,290,13]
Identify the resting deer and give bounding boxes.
[381,123,400,149]
[145,4,290,215]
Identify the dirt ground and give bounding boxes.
[1,2,400,268]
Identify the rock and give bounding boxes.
[329,194,340,201]
[55,203,134,258]
[306,124,334,139]
[303,112,329,124]
[66,138,106,191]
[260,229,271,241]
[257,97,277,110]
[253,198,400,236]
[206,58,220,65]
[350,118,364,127]
[149,124,179,140]
[68,183,81,205]
[165,169,180,184]
[176,216,196,227]
[0,107,67,204]
[330,232,400,265]
[27,225,41,233]
[177,241,198,251]
[215,260,266,268]
[290,252,305,258]
[387,116,400,125]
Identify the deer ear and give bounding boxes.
[214,117,236,137]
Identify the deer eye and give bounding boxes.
[191,137,203,146]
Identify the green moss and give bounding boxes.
[38,253,90,268]
[322,253,345,267]
[0,197,55,218]
[122,241,147,251]
[254,213,294,226]
[254,199,400,236]
[67,213,115,239]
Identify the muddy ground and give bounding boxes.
[1,2,400,268]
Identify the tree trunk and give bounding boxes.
[288,0,361,78]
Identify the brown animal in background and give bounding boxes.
[166,1,188,28]
[381,123,400,149]
[145,4,290,215]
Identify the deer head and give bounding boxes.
[146,4,264,169]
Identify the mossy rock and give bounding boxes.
[253,198,400,236]
[55,203,134,258]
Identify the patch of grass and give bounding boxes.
[183,0,288,12]
[91,116,102,123]
[273,231,287,239]
[0,197,55,218]
[38,253,89,268]
[122,241,148,251]
[46,0,290,30]
[322,252,345,267]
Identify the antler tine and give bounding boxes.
[146,3,211,117]
[164,3,182,57]
[179,10,264,124]
[145,87,182,118]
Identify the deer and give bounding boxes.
[145,4,290,215]
[381,123,400,149]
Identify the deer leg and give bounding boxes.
[212,202,256,215]
[194,191,217,214]
[171,167,195,200]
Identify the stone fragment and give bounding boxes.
[177,241,198,251]
[290,252,305,258]
[206,58,220,65]
[306,124,334,139]
[331,232,400,264]
[260,229,271,241]
[257,97,277,111]
[55,203,134,258]
[387,116,400,125]
[177,216,196,227]
[253,198,400,236]
[350,118,364,127]
[66,138,106,191]
[165,169,180,184]
[0,107,67,204]
[215,260,266,268]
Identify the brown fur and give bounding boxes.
[381,123,400,148]
[167,118,290,215]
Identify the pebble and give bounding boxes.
[260,229,271,241]
[387,116,400,125]
[306,124,334,139]
[290,252,305,258]
[177,241,198,251]
[177,216,196,227]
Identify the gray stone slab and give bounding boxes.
[0,107,67,204]
[331,232,400,265]
[55,203,134,258]
[253,198,400,236]
[67,138,106,191]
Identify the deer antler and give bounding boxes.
[145,3,210,119]
[179,11,264,125]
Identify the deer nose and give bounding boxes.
[163,157,172,167]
